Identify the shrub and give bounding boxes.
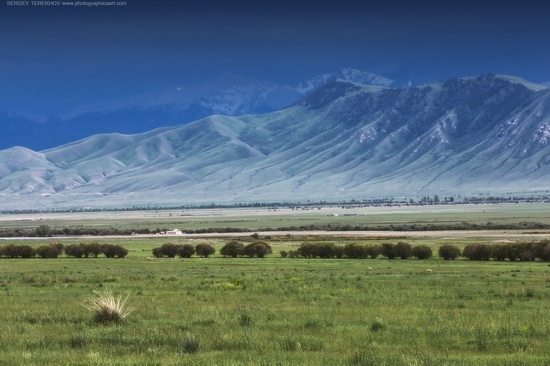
[36,243,64,258]
[541,243,550,262]
[381,243,396,259]
[438,244,461,260]
[1,244,13,258]
[17,245,36,258]
[394,242,412,259]
[102,245,128,258]
[463,243,491,261]
[220,240,244,257]
[332,246,345,258]
[297,243,317,258]
[518,241,537,261]
[280,250,289,258]
[254,240,272,254]
[316,243,336,258]
[344,243,367,259]
[195,243,215,258]
[243,242,270,258]
[533,239,550,261]
[506,242,523,261]
[491,244,508,261]
[35,224,51,237]
[160,243,178,258]
[412,245,433,260]
[65,244,85,258]
[288,250,300,258]
[365,244,382,259]
[85,288,135,324]
[84,243,103,258]
[1,244,36,258]
[178,244,195,258]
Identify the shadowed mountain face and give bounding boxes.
[0,69,394,151]
[0,74,549,210]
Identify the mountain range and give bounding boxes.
[0,68,395,151]
[0,73,549,210]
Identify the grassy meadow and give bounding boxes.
[1,203,550,365]
[1,237,550,365]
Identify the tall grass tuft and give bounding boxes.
[85,288,135,324]
[182,332,201,354]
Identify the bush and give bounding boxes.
[288,250,300,258]
[0,244,36,258]
[297,243,318,258]
[102,244,128,258]
[84,243,103,258]
[316,243,336,258]
[178,244,195,258]
[491,244,508,261]
[332,246,345,258]
[36,243,64,258]
[35,224,51,237]
[344,243,367,259]
[365,244,382,259]
[243,242,271,258]
[438,244,461,260]
[152,243,179,258]
[280,250,289,258]
[65,244,85,258]
[412,245,433,260]
[195,243,215,258]
[381,243,396,259]
[220,240,244,257]
[463,243,492,261]
[541,242,550,262]
[394,241,412,259]
[17,245,36,258]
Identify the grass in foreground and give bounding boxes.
[0,252,549,365]
[85,288,135,324]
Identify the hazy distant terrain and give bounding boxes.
[0,69,394,151]
[0,74,549,210]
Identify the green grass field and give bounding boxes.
[1,238,550,365]
[1,204,550,365]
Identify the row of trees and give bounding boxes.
[0,243,128,259]
[438,241,550,261]
[220,240,272,258]
[152,243,214,258]
[461,240,550,261]
[281,242,433,260]
[152,241,273,258]
[280,240,550,262]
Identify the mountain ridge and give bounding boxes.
[0,69,395,151]
[1,74,549,210]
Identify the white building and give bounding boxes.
[166,229,183,235]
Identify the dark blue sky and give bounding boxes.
[1,0,550,114]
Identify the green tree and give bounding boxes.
[35,224,51,237]
[178,244,195,258]
[195,243,215,258]
[220,240,244,257]
[412,245,433,260]
[438,244,461,260]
